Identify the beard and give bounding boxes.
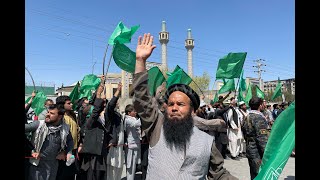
[163,110,194,152]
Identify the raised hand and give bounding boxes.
[136,33,156,62]
[117,82,123,91]
[31,90,36,98]
[114,82,122,97]
[100,75,105,83]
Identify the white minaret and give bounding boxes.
[159,21,169,71]
[185,29,194,77]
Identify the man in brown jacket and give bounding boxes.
[132,33,238,180]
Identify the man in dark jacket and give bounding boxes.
[242,97,269,180]
[79,76,122,180]
[213,102,231,159]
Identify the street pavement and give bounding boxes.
[123,156,295,179]
[223,156,295,180]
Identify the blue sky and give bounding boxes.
[25,0,295,89]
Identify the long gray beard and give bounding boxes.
[163,112,194,152]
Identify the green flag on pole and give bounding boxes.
[166,66,192,88]
[271,78,282,100]
[238,90,245,102]
[255,85,265,99]
[239,69,247,92]
[25,96,32,104]
[79,74,101,100]
[69,81,80,110]
[148,66,166,96]
[79,89,92,100]
[173,65,192,83]
[31,91,47,116]
[108,21,140,45]
[245,83,252,106]
[213,91,219,103]
[216,52,247,79]
[113,43,136,73]
[254,102,295,180]
[218,79,235,94]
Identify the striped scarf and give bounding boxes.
[32,119,70,153]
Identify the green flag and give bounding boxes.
[245,83,252,106]
[69,81,80,110]
[239,69,247,92]
[166,66,192,88]
[255,85,265,99]
[25,96,32,104]
[213,91,219,103]
[218,79,235,94]
[31,91,47,116]
[216,52,247,79]
[148,66,166,96]
[271,78,282,100]
[173,65,192,83]
[79,74,101,100]
[238,90,245,102]
[79,89,93,100]
[113,43,136,73]
[254,102,295,180]
[108,21,140,45]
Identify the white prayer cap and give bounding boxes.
[238,101,245,106]
[199,101,206,107]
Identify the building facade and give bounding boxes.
[263,78,295,95]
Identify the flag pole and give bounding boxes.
[102,44,110,77]
[191,79,204,97]
[103,46,114,97]
[102,43,109,98]
[25,67,36,92]
[104,46,114,78]
[234,77,241,100]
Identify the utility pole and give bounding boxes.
[253,59,266,90]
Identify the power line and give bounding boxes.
[26,29,294,79]
[28,9,295,71]
[26,11,294,79]
[253,59,266,89]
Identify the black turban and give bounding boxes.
[164,84,200,112]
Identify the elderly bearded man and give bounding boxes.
[131,33,238,180]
